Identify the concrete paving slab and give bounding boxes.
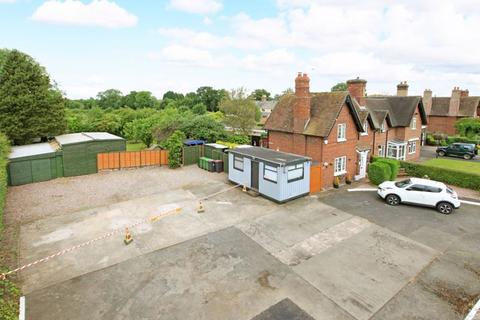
[293,225,438,320]
[18,184,273,294]
[26,228,355,320]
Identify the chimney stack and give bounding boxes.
[347,77,367,105]
[397,81,409,96]
[460,89,469,97]
[423,89,432,115]
[293,72,311,133]
[449,87,461,116]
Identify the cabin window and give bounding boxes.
[263,164,278,183]
[287,163,304,182]
[233,155,244,171]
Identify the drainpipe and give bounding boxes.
[384,129,389,158]
[372,130,376,158]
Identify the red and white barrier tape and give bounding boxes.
[0,207,181,280]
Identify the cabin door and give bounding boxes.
[251,161,259,190]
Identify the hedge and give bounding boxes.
[0,133,9,237]
[400,161,480,191]
[368,162,392,185]
[372,157,399,180]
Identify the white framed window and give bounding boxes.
[337,123,346,142]
[233,155,244,171]
[387,142,406,160]
[334,156,347,176]
[360,122,368,136]
[380,122,386,132]
[263,164,278,183]
[378,145,385,157]
[287,163,304,182]
[411,116,417,129]
[408,140,417,154]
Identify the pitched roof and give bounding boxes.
[430,96,480,117]
[265,92,364,137]
[459,97,480,117]
[364,96,427,127]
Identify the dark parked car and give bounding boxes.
[436,143,477,160]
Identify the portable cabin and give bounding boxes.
[8,142,63,186]
[55,132,125,177]
[228,147,311,203]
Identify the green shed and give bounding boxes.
[56,132,126,177]
[8,142,63,186]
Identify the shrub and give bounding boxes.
[0,133,9,237]
[368,162,392,185]
[164,130,186,169]
[400,161,480,191]
[374,158,399,180]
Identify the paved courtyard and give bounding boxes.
[5,166,479,319]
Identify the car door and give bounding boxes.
[422,185,443,206]
[404,184,427,205]
[448,144,461,157]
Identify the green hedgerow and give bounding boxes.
[374,158,400,180]
[368,162,392,185]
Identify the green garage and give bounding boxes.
[8,143,63,186]
[56,132,126,177]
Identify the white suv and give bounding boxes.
[377,178,461,214]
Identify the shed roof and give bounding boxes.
[229,146,310,165]
[9,143,57,160]
[55,132,124,146]
[205,143,228,149]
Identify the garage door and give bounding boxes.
[9,161,32,186]
[32,158,53,183]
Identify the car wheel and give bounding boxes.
[386,194,400,206]
[437,202,453,215]
[438,151,446,157]
[463,154,472,160]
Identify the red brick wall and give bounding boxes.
[268,131,294,153]
[428,116,458,136]
[321,104,359,189]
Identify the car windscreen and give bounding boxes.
[446,187,455,194]
[394,179,411,188]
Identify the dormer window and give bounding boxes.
[411,117,417,129]
[360,122,368,136]
[337,123,346,142]
[380,122,386,132]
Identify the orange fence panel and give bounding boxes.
[310,165,322,194]
[97,150,169,171]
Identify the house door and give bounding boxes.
[251,161,259,190]
[356,151,369,180]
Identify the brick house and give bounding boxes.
[265,73,427,190]
[423,87,480,135]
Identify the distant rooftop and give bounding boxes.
[9,143,57,160]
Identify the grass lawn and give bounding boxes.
[126,142,146,151]
[422,158,480,175]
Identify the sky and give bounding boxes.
[0,0,479,99]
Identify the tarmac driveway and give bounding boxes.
[12,168,480,320]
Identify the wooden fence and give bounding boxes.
[97,150,168,171]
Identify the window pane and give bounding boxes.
[288,168,303,181]
[264,165,277,182]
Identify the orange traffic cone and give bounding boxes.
[197,200,205,213]
[124,228,133,245]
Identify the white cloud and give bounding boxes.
[168,0,222,15]
[31,0,138,28]
[147,45,217,67]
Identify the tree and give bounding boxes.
[163,130,185,169]
[249,89,271,101]
[152,108,192,142]
[220,88,257,135]
[192,103,207,115]
[96,89,124,109]
[331,82,348,92]
[180,115,226,142]
[123,91,159,109]
[196,86,227,112]
[0,50,66,144]
[0,49,11,74]
[122,117,156,147]
[162,91,184,101]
